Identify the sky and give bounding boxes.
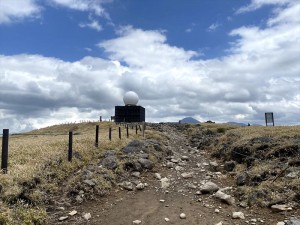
[0,0,300,133]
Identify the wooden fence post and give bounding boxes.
[1,129,9,174]
[68,131,73,162]
[95,125,99,147]
[143,123,145,137]
[109,127,112,141]
[126,125,129,138]
[119,127,121,139]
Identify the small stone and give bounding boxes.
[165,218,170,222]
[59,216,68,221]
[271,204,293,212]
[286,218,300,225]
[68,210,77,216]
[232,212,245,219]
[215,190,235,205]
[83,213,91,220]
[136,183,145,190]
[76,195,83,203]
[166,162,174,168]
[215,209,220,213]
[187,183,197,189]
[175,166,184,171]
[286,172,298,179]
[132,172,140,178]
[83,179,96,187]
[236,172,249,186]
[277,222,285,225]
[133,220,142,224]
[224,161,236,172]
[57,207,65,211]
[215,222,223,225]
[161,177,170,189]
[181,172,193,179]
[154,173,161,180]
[120,181,134,191]
[160,199,165,202]
[209,161,219,172]
[171,158,180,163]
[200,181,219,194]
[180,213,186,219]
[181,156,189,161]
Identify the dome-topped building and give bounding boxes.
[123,91,139,106]
[115,91,145,123]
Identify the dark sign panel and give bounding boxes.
[265,112,274,126]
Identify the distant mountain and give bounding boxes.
[226,122,247,127]
[180,117,200,124]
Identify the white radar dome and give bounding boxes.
[123,91,139,106]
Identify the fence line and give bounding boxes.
[0,123,146,174]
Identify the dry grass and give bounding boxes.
[227,125,300,145]
[184,123,300,206]
[0,122,146,224]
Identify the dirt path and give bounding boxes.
[50,125,296,225]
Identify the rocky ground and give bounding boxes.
[47,123,299,225]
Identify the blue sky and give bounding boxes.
[0,0,300,132]
[1,0,270,60]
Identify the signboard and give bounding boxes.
[265,112,274,126]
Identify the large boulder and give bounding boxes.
[122,140,146,154]
[101,150,118,170]
[138,158,154,170]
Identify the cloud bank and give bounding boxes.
[0,0,299,132]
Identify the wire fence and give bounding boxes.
[0,122,146,174]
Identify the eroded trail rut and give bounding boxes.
[50,125,293,225]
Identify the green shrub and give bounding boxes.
[217,127,226,133]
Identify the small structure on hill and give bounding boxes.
[115,91,145,123]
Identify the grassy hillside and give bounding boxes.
[185,123,300,208]
[0,122,147,224]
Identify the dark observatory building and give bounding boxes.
[115,91,145,123]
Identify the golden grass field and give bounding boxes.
[0,122,148,224]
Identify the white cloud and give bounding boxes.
[79,19,102,31]
[236,0,291,13]
[98,26,198,68]
[1,1,300,132]
[49,0,110,18]
[0,0,41,24]
[207,22,220,32]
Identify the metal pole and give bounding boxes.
[68,131,73,162]
[265,113,267,127]
[126,125,129,138]
[119,127,121,139]
[1,129,9,174]
[95,125,99,147]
